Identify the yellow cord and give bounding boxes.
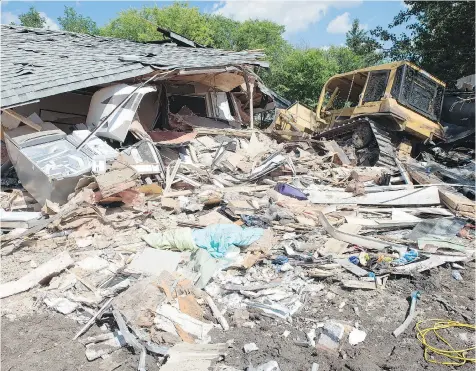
[416,319,476,366]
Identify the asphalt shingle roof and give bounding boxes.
[0,25,268,108]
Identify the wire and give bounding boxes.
[416,319,476,366]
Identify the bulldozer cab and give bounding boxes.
[315,61,446,141]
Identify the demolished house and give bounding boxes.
[0,25,284,205]
[1,25,475,371]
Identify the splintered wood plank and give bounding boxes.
[2,109,42,131]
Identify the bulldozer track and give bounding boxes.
[314,118,397,171]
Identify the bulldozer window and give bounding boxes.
[362,70,390,103]
[324,72,368,111]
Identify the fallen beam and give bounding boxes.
[0,251,74,298]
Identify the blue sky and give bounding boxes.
[1,1,408,48]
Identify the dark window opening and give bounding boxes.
[168,95,207,116]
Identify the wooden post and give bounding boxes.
[249,79,254,130]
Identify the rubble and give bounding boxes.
[1,26,475,371]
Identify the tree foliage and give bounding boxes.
[99,3,215,44]
[18,6,46,28]
[345,19,382,66]
[371,1,475,86]
[266,46,370,107]
[58,6,98,35]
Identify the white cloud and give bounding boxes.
[39,12,60,30]
[1,10,59,30]
[212,1,361,35]
[326,12,352,34]
[320,45,330,51]
[1,11,19,25]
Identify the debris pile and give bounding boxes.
[1,25,474,370]
[1,117,475,370]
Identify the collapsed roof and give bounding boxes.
[0,25,268,108]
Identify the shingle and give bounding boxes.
[0,25,268,108]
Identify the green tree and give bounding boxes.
[99,3,215,44]
[205,14,239,50]
[345,19,382,65]
[371,1,475,86]
[265,46,368,107]
[18,6,46,28]
[58,6,98,34]
[98,3,289,56]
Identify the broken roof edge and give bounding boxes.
[1,64,265,109]
[1,25,269,108]
[1,24,269,68]
[1,65,155,109]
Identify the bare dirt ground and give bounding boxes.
[211,261,476,371]
[2,261,474,371]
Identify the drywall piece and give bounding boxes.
[126,247,181,276]
[344,216,419,229]
[393,255,468,274]
[336,258,368,277]
[85,337,124,361]
[308,186,440,206]
[44,296,78,314]
[247,132,262,158]
[391,209,422,222]
[160,342,227,371]
[198,211,233,226]
[156,304,214,341]
[318,212,404,251]
[95,167,140,198]
[0,210,42,222]
[321,224,362,255]
[77,256,110,271]
[0,252,74,298]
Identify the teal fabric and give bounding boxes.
[192,224,263,258]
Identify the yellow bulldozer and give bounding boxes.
[274,61,446,170]
[312,61,446,169]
